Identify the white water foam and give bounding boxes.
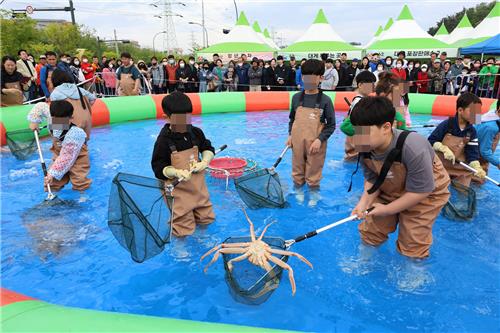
[103,159,123,170]
[235,138,257,145]
[9,167,38,181]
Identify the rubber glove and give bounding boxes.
[163,166,191,181]
[469,160,486,179]
[433,142,456,164]
[191,150,214,173]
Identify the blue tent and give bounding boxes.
[461,34,500,55]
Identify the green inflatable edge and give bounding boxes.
[199,92,246,114]
[0,300,291,333]
[407,93,435,115]
[102,95,157,124]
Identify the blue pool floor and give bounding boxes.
[1,111,499,333]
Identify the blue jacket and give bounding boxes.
[50,83,96,104]
[475,119,500,167]
[40,64,56,98]
[295,68,304,91]
[428,114,480,163]
[235,63,250,85]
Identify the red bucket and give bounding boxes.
[208,157,248,179]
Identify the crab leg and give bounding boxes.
[258,222,275,241]
[226,252,251,271]
[242,208,256,241]
[203,247,247,273]
[266,253,297,296]
[200,242,250,262]
[269,249,314,269]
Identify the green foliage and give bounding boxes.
[0,15,171,61]
[428,1,495,35]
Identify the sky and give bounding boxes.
[1,0,489,53]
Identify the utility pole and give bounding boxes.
[69,0,75,25]
[201,0,206,48]
[114,29,120,55]
[163,0,179,55]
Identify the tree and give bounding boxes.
[0,16,38,57]
[428,1,495,35]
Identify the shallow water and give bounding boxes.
[1,111,499,333]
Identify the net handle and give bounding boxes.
[33,128,56,201]
[286,208,375,247]
[458,161,500,187]
[168,144,228,190]
[271,145,290,170]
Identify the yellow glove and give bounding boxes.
[163,166,191,181]
[190,150,214,173]
[469,161,486,179]
[433,142,456,164]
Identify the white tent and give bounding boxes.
[434,22,450,43]
[447,13,474,45]
[196,12,275,62]
[364,25,384,49]
[253,21,278,50]
[471,1,500,44]
[377,18,394,41]
[366,4,457,58]
[281,9,362,59]
[262,28,280,50]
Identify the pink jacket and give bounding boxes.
[102,68,116,88]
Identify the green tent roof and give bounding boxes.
[487,0,500,18]
[435,22,449,36]
[252,21,262,33]
[263,28,271,38]
[383,18,394,30]
[456,13,472,28]
[397,5,414,21]
[374,25,383,37]
[313,9,329,24]
[235,11,250,26]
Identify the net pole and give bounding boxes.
[459,161,500,187]
[33,129,56,201]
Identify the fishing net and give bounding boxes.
[5,128,37,160]
[234,168,286,209]
[207,157,257,189]
[442,180,477,221]
[221,236,289,305]
[108,172,173,263]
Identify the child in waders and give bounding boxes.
[428,93,486,187]
[116,52,141,96]
[151,92,215,238]
[341,71,377,161]
[473,100,499,184]
[27,101,90,196]
[350,96,450,258]
[286,59,335,207]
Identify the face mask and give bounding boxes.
[408,65,413,70]
[163,61,168,65]
[65,59,71,64]
[386,61,392,65]
[421,68,427,73]
[74,61,80,66]
[265,64,270,68]
[180,63,185,68]
[377,67,383,71]
[109,64,113,68]
[189,60,195,65]
[169,59,175,64]
[396,64,402,69]
[83,59,88,63]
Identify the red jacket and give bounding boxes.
[417,71,429,93]
[166,64,178,84]
[81,62,95,81]
[391,68,407,81]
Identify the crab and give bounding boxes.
[200,209,313,295]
